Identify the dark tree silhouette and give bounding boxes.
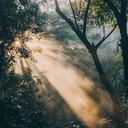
[0,0,45,77]
[104,0,128,98]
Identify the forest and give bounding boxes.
[0,0,128,128]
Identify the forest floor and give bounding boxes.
[14,36,113,128]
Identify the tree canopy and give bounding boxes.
[0,0,42,40]
[0,0,47,76]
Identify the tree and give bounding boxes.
[90,0,128,97]
[0,1,47,127]
[103,0,128,97]
[54,0,127,127]
[0,0,45,77]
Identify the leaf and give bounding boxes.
[17,104,22,109]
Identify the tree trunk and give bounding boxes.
[89,49,127,128]
[118,23,128,98]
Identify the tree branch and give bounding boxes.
[96,24,117,49]
[104,0,121,20]
[54,0,92,50]
[83,0,91,35]
[69,0,80,31]
[54,1,74,28]
[54,0,82,36]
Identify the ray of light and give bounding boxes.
[15,36,112,128]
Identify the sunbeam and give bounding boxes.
[15,36,113,128]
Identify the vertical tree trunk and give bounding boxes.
[89,49,127,128]
[119,23,128,98]
[120,37,128,98]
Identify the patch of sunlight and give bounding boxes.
[46,68,101,128]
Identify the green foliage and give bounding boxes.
[0,0,46,75]
[70,0,116,28]
[70,0,128,27]
[121,95,128,120]
[90,1,115,26]
[0,69,45,128]
[0,0,44,38]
